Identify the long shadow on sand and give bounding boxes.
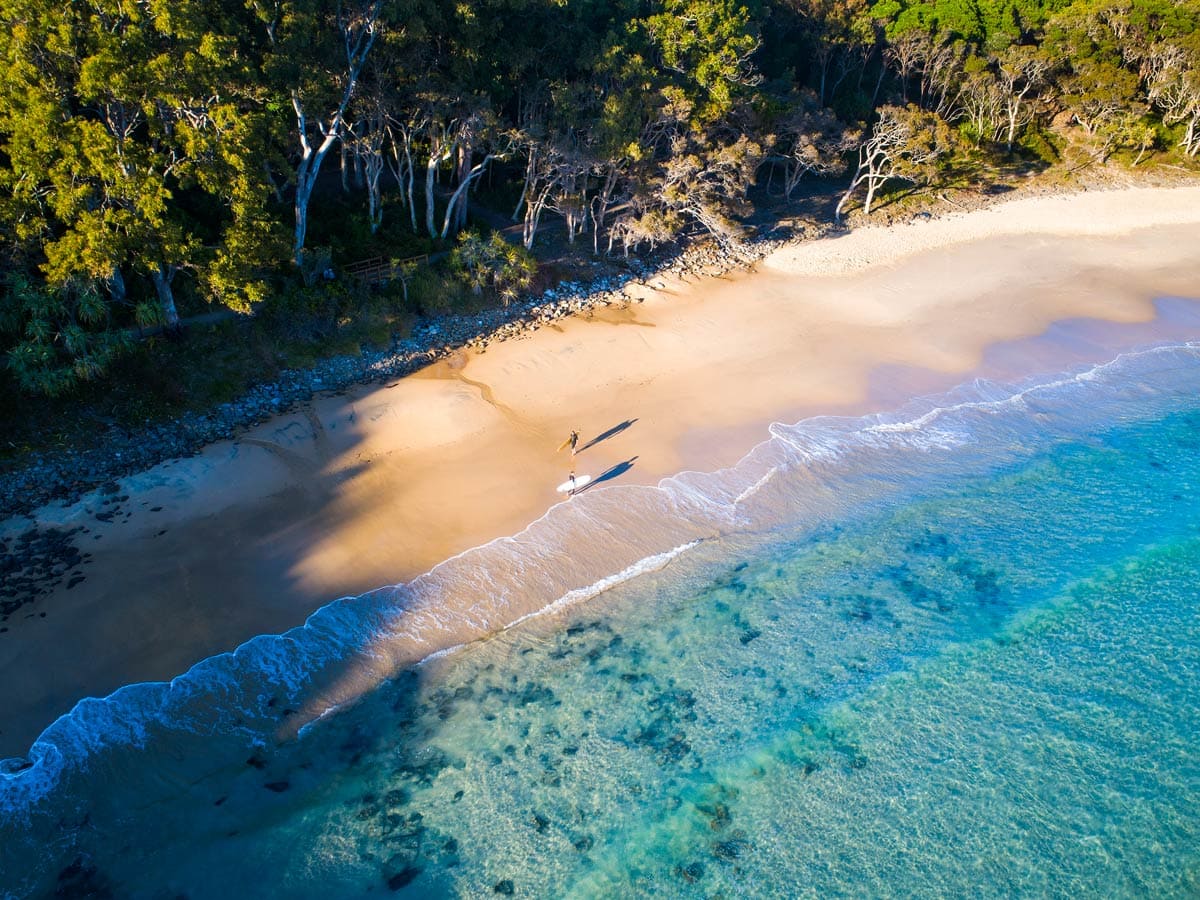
[578,419,638,453]
[577,457,638,493]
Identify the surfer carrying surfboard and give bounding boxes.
[556,469,591,494]
[558,429,580,456]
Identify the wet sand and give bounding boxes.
[3,185,1200,758]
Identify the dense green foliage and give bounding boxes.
[1,0,1197,395]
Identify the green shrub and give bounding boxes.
[449,231,536,305]
[1019,129,1060,166]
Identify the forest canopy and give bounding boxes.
[1,0,1197,395]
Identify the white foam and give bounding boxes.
[505,540,704,633]
[735,470,777,506]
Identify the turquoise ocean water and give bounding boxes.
[3,338,1200,897]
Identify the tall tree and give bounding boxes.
[996,43,1052,151]
[0,0,280,390]
[255,0,382,273]
[835,103,951,220]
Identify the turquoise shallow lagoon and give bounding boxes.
[3,342,1200,897]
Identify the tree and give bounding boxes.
[1143,41,1200,157]
[653,134,764,246]
[957,57,1007,145]
[996,43,1052,151]
[835,104,951,221]
[784,0,872,108]
[255,0,382,272]
[437,112,510,240]
[517,138,590,250]
[1045,2,1142,140]
[0,0,281,343]
[1098,107,1157,163]
[645,0,763,124]
[766,89,855,198]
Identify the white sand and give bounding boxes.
[767,185,1200,276]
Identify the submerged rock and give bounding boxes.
[712,837,750,862]
[386,866,422,891]
[54,854,114,899]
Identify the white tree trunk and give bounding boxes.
[425,153,440,238]
[340,136,351,192]
[440,154,496,238]
[366,146,384,233]
[590,167,619,254]
[513,145,538,221]
[404,143,416,230]
[150,264,180,330]
[107,266,126,304]
[1184,111,1199,156]
[424,125,455,239]
[288,1,379,269]
[523,182,555,250]
[385,122,420,232]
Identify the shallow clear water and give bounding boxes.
[4,346,1200,898]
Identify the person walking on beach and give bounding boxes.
[568,469,577,495]
[559,429,580,456]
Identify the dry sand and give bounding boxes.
[4,184,1200,757]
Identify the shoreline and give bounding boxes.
[3,184,1200,759]
[4,173,1193,523]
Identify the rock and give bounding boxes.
[493,879,515,895]
[712,837,750,861]
[54,854,113,899]
[386,866,422,890]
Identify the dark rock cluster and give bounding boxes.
[0,525,90,631]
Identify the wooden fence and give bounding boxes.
[342,254,429,285]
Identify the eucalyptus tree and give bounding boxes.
[765,88,854,198]
[835,103,951,221]
[1144,40,1200,156]
[611,0,767,247]
[1,0,197,329]
[253,0,383,272]
[957,56,1007,145]
[0,0,279,392]
[645,0,764,125]
[783,0,873,108]
[1134,0,1200,157]
[348,13,431,234]
[1044,2,1141,140]
[996,43,1052,151]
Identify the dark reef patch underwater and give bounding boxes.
[3,343,1200,897]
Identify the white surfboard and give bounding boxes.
[556,475,592,493]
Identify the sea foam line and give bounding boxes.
[504,540,704,634]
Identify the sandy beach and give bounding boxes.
[4,184,1200,759]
